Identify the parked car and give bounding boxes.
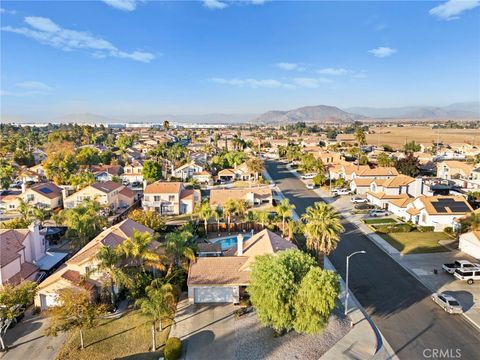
[431,293,463,314]
[351,197,368,203]
[354,203,375,210]
[454,268,480,284]
[306,183,316,190]
[131,181,141,188]
[122,179,130,186]
[442,260,480,274]
[301,173,316,179]
[368,209,389,217]
[332,188,352,195]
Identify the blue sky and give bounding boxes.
[1,0,479,121]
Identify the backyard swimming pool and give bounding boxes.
[211,234,252,251]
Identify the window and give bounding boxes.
[27,194,34,201]
[169,195,175,202]
[154,196,160,202]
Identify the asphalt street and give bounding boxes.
[265,160,480,360]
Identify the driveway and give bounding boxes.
[1,309,65,360]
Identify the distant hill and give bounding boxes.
[345,102,480,119]
[254,105,363,124]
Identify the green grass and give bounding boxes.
[56,310,172,360]
[363,218,397,225]
[378,232,452,254]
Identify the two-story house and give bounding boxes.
[0,223,45,286]
[143,182,201,215]
[171,162,204,181]
[19,182,63,210]
[121,160,144,184]
[209,186,273,209]
[436,161,480,190]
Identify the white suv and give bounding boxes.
[454,268,480,285]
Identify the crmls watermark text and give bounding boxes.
[423,348,462,359]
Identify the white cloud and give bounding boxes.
[102,0,142,11]
[1,16,156,63]
[211,77,288,88]
[276,62,305,71]
[429,0,480,20]
[293,77,332,88]
[203,0,228,9]
[0,8,16,14]
[16,81,52,91]
[368,47,397,58]
[317,67,351,76]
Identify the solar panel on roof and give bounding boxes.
[39,187,53,194]
[431,198,469,213]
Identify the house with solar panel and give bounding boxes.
[20,182,63,210]
[402,196,474,232]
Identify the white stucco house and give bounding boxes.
[459,230,480,260]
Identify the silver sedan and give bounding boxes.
[431,293,463,314]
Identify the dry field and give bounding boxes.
[337,126,480,149]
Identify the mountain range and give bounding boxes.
[253,105,363,124]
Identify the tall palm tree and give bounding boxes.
[223,199,237,233]
[116,230,165,273]
[94,246,127,306]
[254,210,270,229]
[276,199,295,236]
[213,207,223,234]
[165,230,195,274]
[234,200,248,220]
[163,120,170,131]
[136,283,176,352]
[196,201,213,235]
[302,202,344,264]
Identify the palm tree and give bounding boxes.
[246,157,263,181]
[302,202,344,264]
[254,210,270,229]
[234,200,248,220]
[94,246,127,306]
[213,207,223,234]
[116,230,165,273]
[276,199,295,236]
[196,201,213,235]
[163,120,170,131]
[165,230,195,274]
[223,199,237,233]
[136,283,176,352]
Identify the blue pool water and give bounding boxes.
[212,235,251,251]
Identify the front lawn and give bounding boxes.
[56,310,172,360]
[363,218,397,225]
[378,232,451,254]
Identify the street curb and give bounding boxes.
[279,164,480,333]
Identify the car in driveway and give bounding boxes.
[306,183,316,189]
[368,209,390,217]
[301,173,316,179]
[351,197,368,203]
[332,188,352,196]
[431,293,463,314]
[354,203,375,210]
[454,268,480,284]
[443,260,480,274]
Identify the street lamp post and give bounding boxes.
[344,250,366,316]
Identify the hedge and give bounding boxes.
[417,226,434,232]
[164,337,182,360]
[375,223,414,233]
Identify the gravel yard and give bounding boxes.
[234,307,350,360]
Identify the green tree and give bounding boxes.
[293,268,340,334]
[0,281,37,351]
[68,172,95,190]
[223,199,237,232]
[395,153,420,177]
[46,289,106,350]
[246,157,263,180]
[302,203,344,262]
[196,201,213,235]
[136,282,176,352]
[377,152,395,167]
[354,127,367,146]
[128,209,166,232]
[94,246,128,306]
[248,249,339,334]
[213,207,223,234]
[143,160,162,183]
[404,140,421,153]
[254,210,270,229]
[165,230,195,274]
[0,163,14,190]
[117,230,165,273]
[312,173,327,187]
[276,199,295,236]
[163,120,170,131]
[75,147,101,165]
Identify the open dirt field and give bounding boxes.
[337,126,480,149]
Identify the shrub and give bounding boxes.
[417,226,434,232]
[444,227,453,235]
[32,306,41,315]
[164,337,182,360]
[375,223,413,233]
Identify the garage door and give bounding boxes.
[460,240,480,260]
[40,293,58,309]
[194,287,235,303]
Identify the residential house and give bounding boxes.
[143,181,201,215]
[172,161,204,181]
[187,229,297,303]
[35,219,155,308]
[210,186,272,209]
[350,167,400,194]
[0,190,22,212]
[121,160,144,184]
[63,181,135,212]
[459,230,480,260]
[0,223,45,286]
[437,161,480,190]
[366,175,422,208]
[20,182,63,210]
[217,169,236,182]
[91,165,124,182]
[19,165,46,183]
[403,196,473,231]
[192,171,213,184]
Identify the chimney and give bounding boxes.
[143,180,148,190]
[21,182,27,194]
[28,221,44,260]
[61,188,68,206]
[237,234,244,256]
